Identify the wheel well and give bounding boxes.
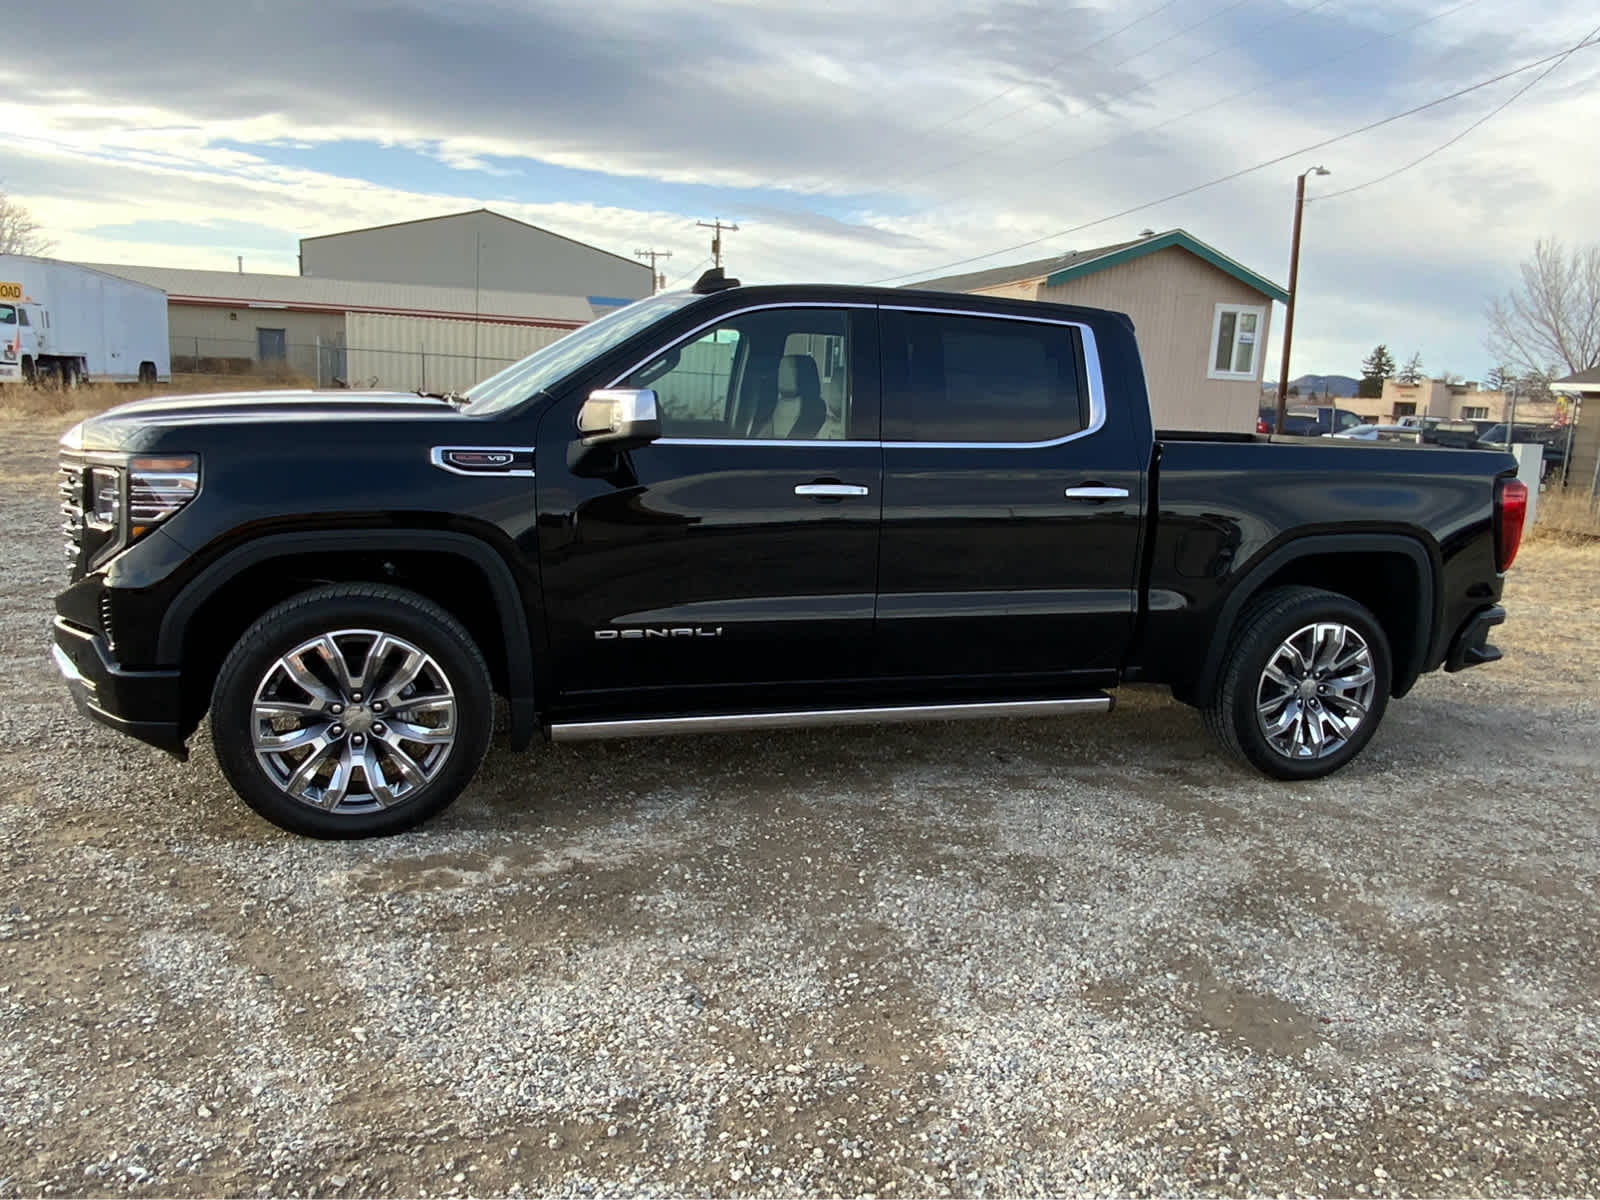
[1250,550,1425,693]
[178,549,510,731]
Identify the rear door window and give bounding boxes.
[881,310,1088,444]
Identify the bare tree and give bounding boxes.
[0,190,51,256]
[1486,238,1600,378]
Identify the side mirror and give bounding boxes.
[577,388,661,449]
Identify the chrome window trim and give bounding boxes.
[604,299,1108,451]
[657,437,879,449]
[428,445,536,477]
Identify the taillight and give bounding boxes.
[1257,417,1271,434]
[1494,476,1527,572]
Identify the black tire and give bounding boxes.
[138,362,158,385]
[210,583,494,838]
[1202,586,1392,780]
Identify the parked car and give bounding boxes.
[1395,416,1482,449]
[1258,404,1367,436]
[1475,423,1568,478]
[53,272,1526,838]
[1332,423,1419,443]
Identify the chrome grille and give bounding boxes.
[59,459,84,574]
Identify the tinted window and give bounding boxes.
[624,308,859,441]
[882,311,1087,443]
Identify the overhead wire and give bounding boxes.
[862,33,1600,285]
[1310,21,1600,202]
[661,256,713,291]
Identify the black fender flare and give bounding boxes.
[1192,532,1437,703]
[156,529,538,750]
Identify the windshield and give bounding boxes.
[1480,425,1507,442]
[0,304,14,325]
[463,292,703,416]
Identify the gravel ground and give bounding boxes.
[2,419,1598,1197]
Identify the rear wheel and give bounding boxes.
[210,584,493,838]
[1203,586,1391,780]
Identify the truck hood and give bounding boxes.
[64,388,473,452]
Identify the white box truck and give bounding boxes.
[0,256,170,386]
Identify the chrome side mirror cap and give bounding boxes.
[577,388,661,449]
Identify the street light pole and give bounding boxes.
[1275,165,1329,435]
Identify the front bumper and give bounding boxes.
[1444,605,1505,673]
[51,617,188,759]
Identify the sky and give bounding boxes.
[3,0,1598,382]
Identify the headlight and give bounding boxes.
[87,467,121,529]
[128,454,199,537]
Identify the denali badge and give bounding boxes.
[595,626,724,640]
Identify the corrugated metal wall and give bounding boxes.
[346,313,571,393]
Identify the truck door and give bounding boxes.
[874,305,1143,685]
[537,304,882,710]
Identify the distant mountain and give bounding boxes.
[1261,374,1360,398]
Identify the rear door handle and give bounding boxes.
[1064,485,1130,501]
[795,483,870,498]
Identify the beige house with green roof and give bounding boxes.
[915,229,1287,433]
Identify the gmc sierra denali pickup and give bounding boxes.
[51,271,1527,838]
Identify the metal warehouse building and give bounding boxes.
[82,209,653,393]
[299,209,652,305]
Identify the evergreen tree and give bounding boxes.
[1357,344,1395,398]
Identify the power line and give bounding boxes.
[1311,22,1600,202]
[662,256,712,292]
[696,219,739,269]
[899,0,1479,209]
[864,34,1600,286]
[635,247,673,293]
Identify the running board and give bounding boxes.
[548,694,1113,742]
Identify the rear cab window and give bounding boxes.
[880,309,1090,444]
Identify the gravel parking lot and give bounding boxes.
[2,419,1598,1197]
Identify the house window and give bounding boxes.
[1462,405,1488,420]
[1392,402,1416,417]
[1208,303,1265,381]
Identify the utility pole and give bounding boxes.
[696,219,739,269]
[635,248,672,293]
[1275,165,1329,435]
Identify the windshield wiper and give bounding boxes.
[416,389,468,408]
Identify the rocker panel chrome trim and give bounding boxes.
[549,695,1112,741]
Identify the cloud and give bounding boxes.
[0,0,1597,377]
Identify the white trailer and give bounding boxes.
[0,256,170,386]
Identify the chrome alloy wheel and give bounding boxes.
[1254,621,1377,760]
[251,629,458,813]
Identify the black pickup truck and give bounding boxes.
[52,273,1527,838]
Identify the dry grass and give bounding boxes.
[1529,487,1600,544]
[0,370,318,421]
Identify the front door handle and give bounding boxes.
[795,483,870,498]
[1064,485,1130,501]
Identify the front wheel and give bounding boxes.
[210,584,494,838]
[1203,586,1391,780]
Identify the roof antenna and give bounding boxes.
[692,266,741,294]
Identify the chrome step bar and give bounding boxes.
[549,694,1113,742]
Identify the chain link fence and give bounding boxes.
[170,336,530,393]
